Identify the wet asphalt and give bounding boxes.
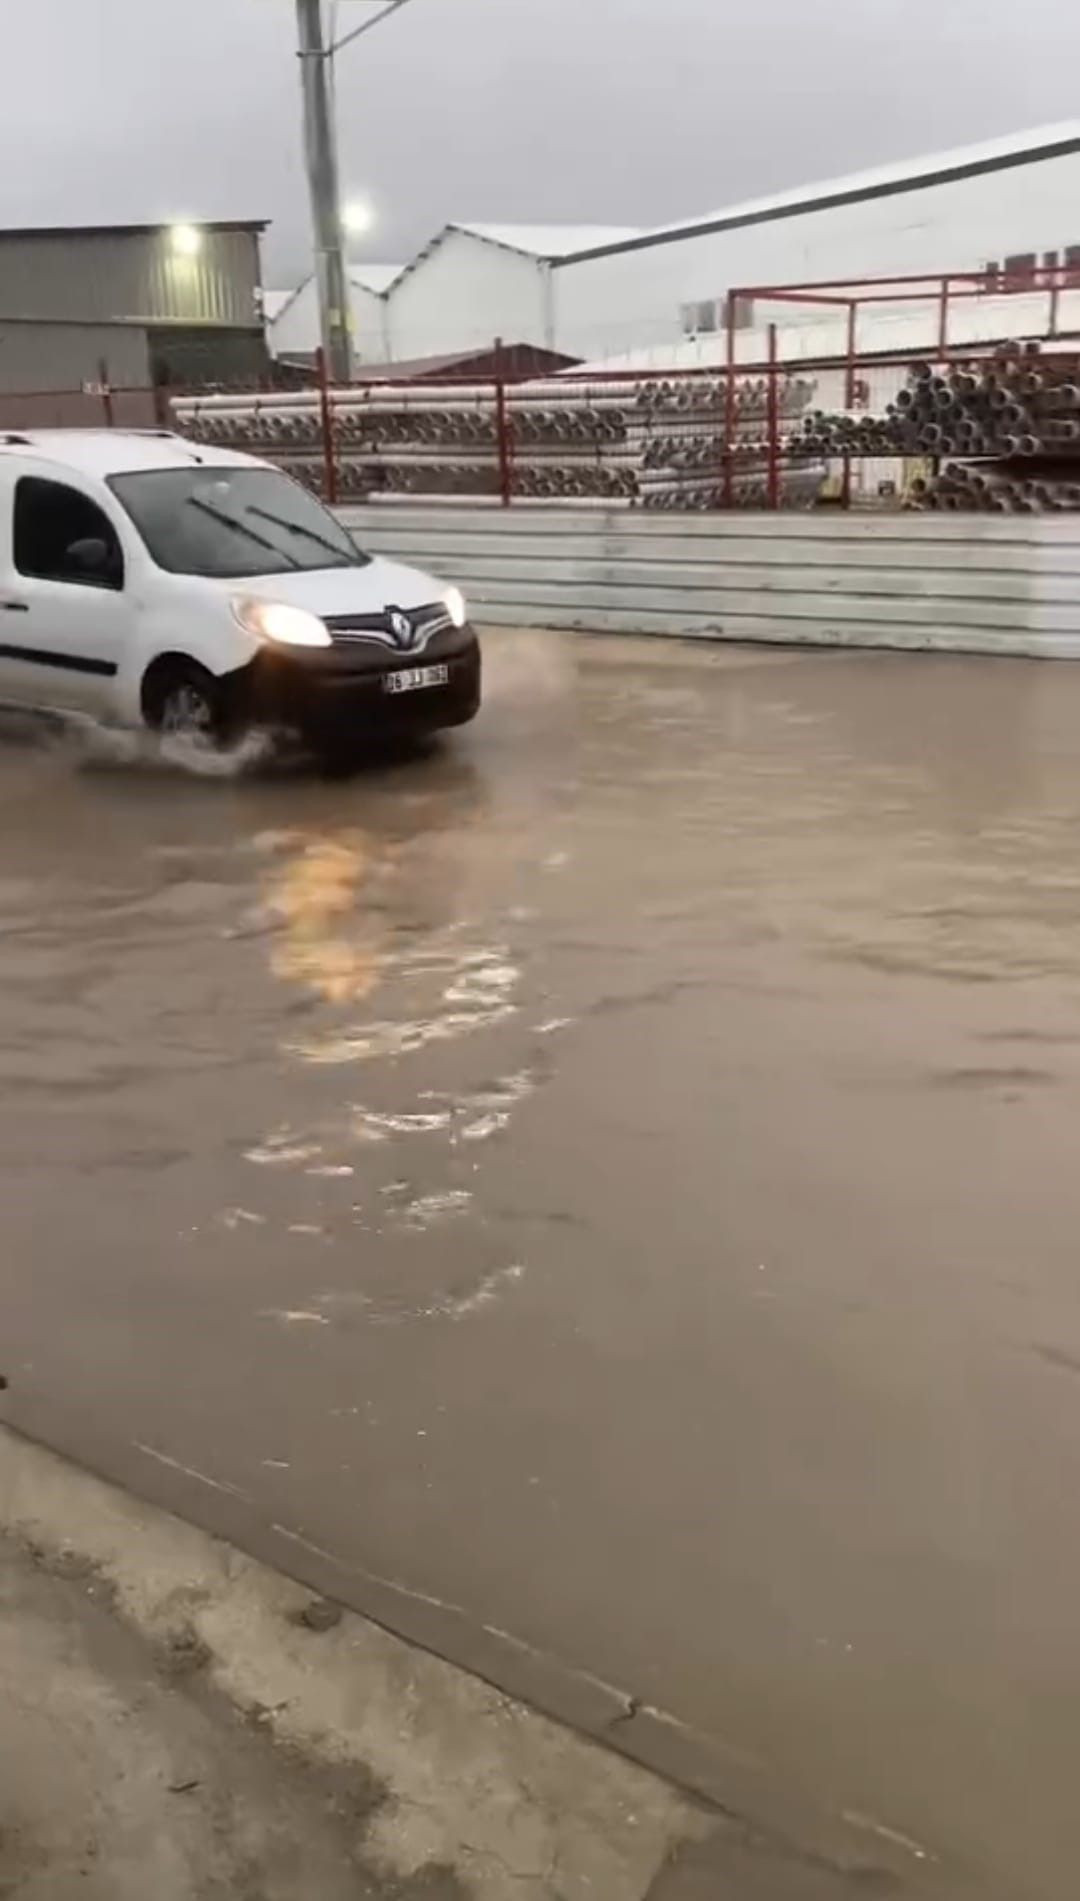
[3,630,1080,1899]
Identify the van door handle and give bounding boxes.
[0,600,28,612]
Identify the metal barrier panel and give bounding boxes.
[338,504,1080,658]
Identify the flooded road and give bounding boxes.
[4,630,1080,1897]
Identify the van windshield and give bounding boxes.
[107,466,370,578]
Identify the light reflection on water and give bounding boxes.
[215,752,549,1274]
[257,829,382,1004]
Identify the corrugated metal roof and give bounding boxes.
[554,121,1080,265]
[454,224,639,257]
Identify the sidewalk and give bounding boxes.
[0,1427,882,1899]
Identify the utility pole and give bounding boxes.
[295,0,352,383]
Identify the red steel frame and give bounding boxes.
[765,323,780,510]
[315,346,339,505]
[724,261,1080,395]
[492,336,514,508]
[720,261,1080,508]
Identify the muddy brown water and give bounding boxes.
[3,631,1080,1898]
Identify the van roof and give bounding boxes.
[0,430,265,479]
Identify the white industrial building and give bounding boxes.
[269,262,401,362]
[549,122,1080,364]
[268,225,634,366]
[268,125,1080,374]
[380,224,635,362]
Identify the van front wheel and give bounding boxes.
[143,660,232,743]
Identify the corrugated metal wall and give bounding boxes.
[0,323,154,426]
[339,504,1080,659]
[0,321,149,390]
[0,228,260,328]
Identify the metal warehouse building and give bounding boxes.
[549,123,1080,363]
[0,220,268,424]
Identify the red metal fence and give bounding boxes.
[170,344,828,513]
[6,269,1080,514]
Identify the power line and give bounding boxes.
[329,0,413,58]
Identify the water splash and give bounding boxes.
[68,716,278,779]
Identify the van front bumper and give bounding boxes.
[233,629,481,746]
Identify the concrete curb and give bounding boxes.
[2,1384,937,1892]
[0,1421,711,1899]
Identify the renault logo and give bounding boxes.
[387,608,414,648]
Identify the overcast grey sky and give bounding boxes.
[4,0,1074,284]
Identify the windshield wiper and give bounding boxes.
[248,504,359,564]
[186,497,301,568]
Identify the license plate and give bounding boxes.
[383,664,449,695]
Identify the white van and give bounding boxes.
[0,430,480,753]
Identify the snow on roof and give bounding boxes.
[453,224,639,258]
[349,262,403,293]
[555,121,1080,263]
[266,267,405,351]
[267,265,403,329]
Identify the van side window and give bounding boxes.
[13,477,124,590]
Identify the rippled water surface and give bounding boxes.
[5,634,1080,1898]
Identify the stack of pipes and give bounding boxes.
[173,373,822,510]
[908,463,1080,512]
[796,341,1080,512]
[639,468,825,511]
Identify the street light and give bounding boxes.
[343,199,374,236]
[294,0,413,384]
[169,223,202,257]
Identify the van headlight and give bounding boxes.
[444,587,467,629]
[233,598,331,648]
